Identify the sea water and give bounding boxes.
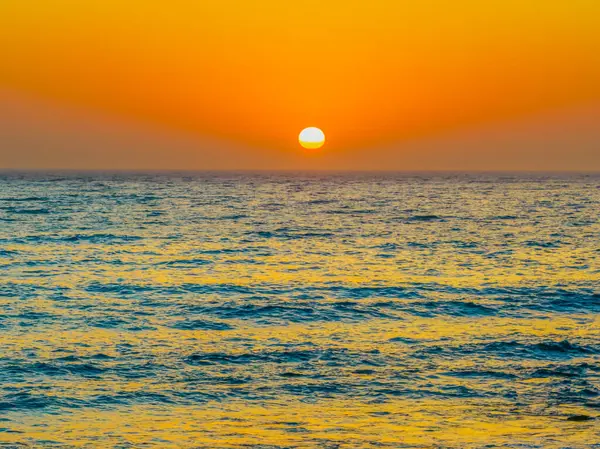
[1,172,599,448]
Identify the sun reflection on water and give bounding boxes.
[1,172,599,447]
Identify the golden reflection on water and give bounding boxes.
[5,396,599,448]
[3,314,599,447]
[1,173,599,447]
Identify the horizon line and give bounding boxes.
[2,168,600,175]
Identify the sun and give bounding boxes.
[299,127,325,149]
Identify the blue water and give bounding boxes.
[0,172,599,448]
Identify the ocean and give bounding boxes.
[1,172,599,448]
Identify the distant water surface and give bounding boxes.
[1,172,599,448]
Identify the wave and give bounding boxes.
[3,207,50,214]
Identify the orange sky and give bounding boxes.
[0,0,599,169]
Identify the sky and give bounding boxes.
[1,0,599,170]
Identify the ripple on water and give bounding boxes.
[1,172,599,447]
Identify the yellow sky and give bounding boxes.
[0,0,599,169]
